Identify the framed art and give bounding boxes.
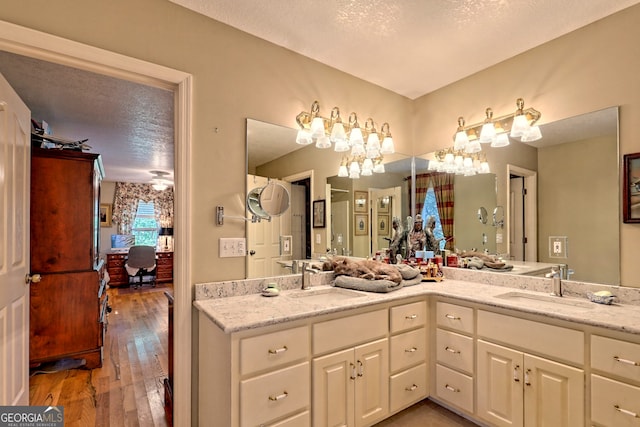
[313,200,326,228]
[378,197,390,213]
[100,203,112,227]
[623,152,640,223]
[354,191,368,213]
[378,215,389,235]
[355,214,368,236]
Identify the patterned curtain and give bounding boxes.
[413,173,431,216]
[430,173,454,250]
[112,182,174,234]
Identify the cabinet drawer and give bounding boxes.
[592,335,640,383]
[240,326,309,375]
[240,362,310,427]
[477,310,583,365]
[390,300,426,333]
[313,309,387,355]
[389,363,427,413]
[390,328,426,373]
[591,374,640,427]
[436,329,474,375]
[265,411,310,427]
[435,364,474,413]
[436,302,474,335]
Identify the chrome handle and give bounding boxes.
[357,360,364,377]
[405,347,418,353]
[445,346,460,354]
[513,365,520,382]
[614,356,640,366]
[445,384,460,393]
[268,346,288,355]
[445,314,461,320]
[405,314,418,320]
[350,363,356,380]
[405,384,418,392]
[268,391,288,401]
[614,405,639,418]
[25,273,42,285]
[524,368,531,386]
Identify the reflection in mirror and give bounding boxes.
[478,207,488,224]
[416,106,619,286]
[247,181,290,219]
[492,206,504,228]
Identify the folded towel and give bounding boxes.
[334,275,403,293]
[401,276,424,287]
[485,264,514,272]
[392,264,422,280]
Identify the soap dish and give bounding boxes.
[587,292,616,305]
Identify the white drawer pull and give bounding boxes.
[513,365,520,382]
[405,314,418,320]
[405,384,418,392]
[614,356,640,366]
[268,391,288,401]
[357,360,364,377]
[350,363,356,380]
[405,347,418,353]
[524,369,531,386]
[445,314,461,320]
[445,384,460,393]
[268,346,288,355]
[445,346,460,354]
[614,405,639,418]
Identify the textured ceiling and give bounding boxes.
[170,0,640,99]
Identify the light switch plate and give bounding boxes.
[219,237,247,257]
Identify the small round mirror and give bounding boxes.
[247,181,290,219]
[477,207,488,224]
[493,206,504,228]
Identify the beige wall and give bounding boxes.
[1,1,639,287]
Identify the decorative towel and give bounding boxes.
[392,264,422,280]
[401,276,424,287]
[334,276,403,293]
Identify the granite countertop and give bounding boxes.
[194,278,640,336]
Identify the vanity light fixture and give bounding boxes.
[453,98,542,152]
[428,149,490,176]
[296,101,395,179]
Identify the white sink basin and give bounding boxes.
[495,291,594,309]
[287,287,365,304]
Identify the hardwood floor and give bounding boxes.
[29,283,476,427]
[29,284,171,427]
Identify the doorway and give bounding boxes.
[507,165,537,262]
[0,21,192,425]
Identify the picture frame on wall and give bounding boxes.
[623,152,640,223]
[354,191,368,213]
[100,203,112,227]
[378,215,389,235]
[378,197,390,213]
[355,214,368,236]
[313,200,326,228]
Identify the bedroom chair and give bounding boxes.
[124,245,157,288]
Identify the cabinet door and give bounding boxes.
[477,340,524,427]
[354,339,388,427]
[313,348,354,427]
[524,353,584,427]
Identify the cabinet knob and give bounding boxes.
[25,273,42,285]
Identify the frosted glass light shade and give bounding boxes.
[510,114,529,138]
[490,133,510,147]
[349,127,364,146]
[521,125,542,142]
[310,117,325,139]
[351,143,365,156]
[454,130,469,150]
[479,123,496,143]
[296,129,313,145]
[330,122,347,144]
[315,135,331,149]
[464,139,482,154]
[349,161,360,174]
[366,133,380,151]
[373,163,385,173]
[338,165,349,177]
[380,136,395,154]
[334,138,350,152]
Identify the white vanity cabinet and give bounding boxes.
[312,309,389,427]
[476,310,584,427]
[590,334,640,426]
[433,301,475,413]
[388,301,428,413]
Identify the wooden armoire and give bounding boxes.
[29,147,108,369]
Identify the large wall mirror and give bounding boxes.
[247,107,619,286]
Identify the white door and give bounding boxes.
[510,176,525,261]
[331,200,349,256]
[0,72,30,405]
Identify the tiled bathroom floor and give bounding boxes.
[374,400,479,427]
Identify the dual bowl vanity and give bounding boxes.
[194,267,640,427]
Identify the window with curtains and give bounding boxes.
[421,187,446,251]
[131,201,159,246]
[411,172,454,251]
[111,182,174,235]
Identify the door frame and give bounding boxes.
[506,164,537,262]
[0,20,193,426]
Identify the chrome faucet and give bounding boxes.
[546,266,563,297]
[301,262,320,290]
